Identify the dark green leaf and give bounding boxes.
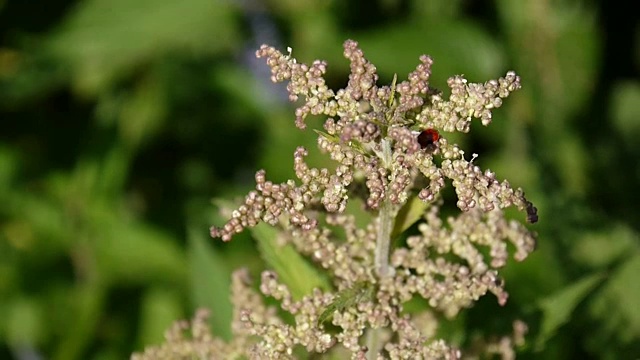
[188,226,233,340]
[536,272,605,349]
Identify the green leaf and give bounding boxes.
[536,272,605,349]
[313,129,340,144]
[570,224,638,268]
[187,226,233,340]
[355,19,505,87]
[317,282,374,326]
[391,195,428,240]
[0,146,18,195]
[611,81,640,147]
[94,220,187,285]
[117,72,168,149]
[5,296,44,347]
[588,253,640,349]
[45,0,239,95]
[53,283,106,360]
[136,287,184,348]
[251,223,331,300]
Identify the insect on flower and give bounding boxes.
[417,128,440,149]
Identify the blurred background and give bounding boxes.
[0,0,638,359]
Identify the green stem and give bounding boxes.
[375,199,393,278]
[369,139,395,359]
[374,138,394,278]
[366,326,383,359]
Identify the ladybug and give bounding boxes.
[417,128,440,149]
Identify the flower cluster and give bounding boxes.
[136,40,538,359]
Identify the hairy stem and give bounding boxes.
[375,199,393,278]
[370,138,395,358]
[374,138,394,278]
[366,326,383,359]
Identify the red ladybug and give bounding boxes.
[417,129,440,149]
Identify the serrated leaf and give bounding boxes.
[391,195,428,240]
[318,282,375,326]
[313,129,340,144]
[588,253,640,347]
[313,129,368,155]
[536,272,605,349]
[188,226,232,340]
[251,223,331,300]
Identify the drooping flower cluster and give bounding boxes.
[137,40,538,359]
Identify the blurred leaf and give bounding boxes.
[570,224,638,268]
[3,193,72,257]
[0,146,18,194]
[94,219,187,285]
[553,133,589,197]
[496,0,599,117]
[54,283,105,360]
[5,296,44,347]
[188,226,232,340]
[252,223,331,300]
[136,287,184,348]
[536,272,605,349]
[553,7,600,117]
[391,195,427,240]
[257,109,324,182]
[411,0,463,19]
[118,71,168,149]
[588,253,640,349]
[611,81,640,147]
[45,0,239,95]
[356,19,505,87]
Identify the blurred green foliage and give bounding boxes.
[0,0,638,359]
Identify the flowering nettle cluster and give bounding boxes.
[210,40,536,241]
[135,40,537,359]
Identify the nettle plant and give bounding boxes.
[133,40,538,359]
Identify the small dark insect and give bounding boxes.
[417,128,440,149]
[525,200,538,224]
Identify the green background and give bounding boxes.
[0,0,638,359]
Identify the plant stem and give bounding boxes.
[375,199,393,278]
[369,138,395,359]
[366,326,383,359]
[374,138,394,278]
[369,200,393,358]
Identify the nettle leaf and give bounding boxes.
[45,0,238,95]
[535,272,605,349]
[355,20,504,87]
[587,253,640,349]
[188,226,233,340]
[318,282,376,327]
[611,81,640,148]
[94,220,187,285]
[136,287,184,348]
[570,224,637,268]
[251,223,331,300]
[313,129,368,155]
[391,195,428,240]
